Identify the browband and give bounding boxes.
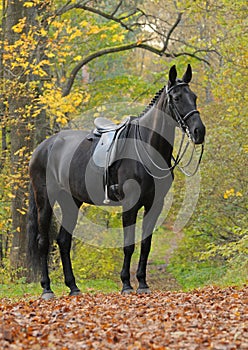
[166,82,188,94]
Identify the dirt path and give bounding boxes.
[130,230,184,291]
[1,286,247,349]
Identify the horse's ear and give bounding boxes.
[182,64,192,83]
[168,65,177,87]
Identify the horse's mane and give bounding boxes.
[138,86,166,118]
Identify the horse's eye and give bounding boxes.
[174,96,180,102]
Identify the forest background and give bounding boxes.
[0,0,247,296]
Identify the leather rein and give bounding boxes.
[134,83,204,178]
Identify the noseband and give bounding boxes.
[166,82,200,141]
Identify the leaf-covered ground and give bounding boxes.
[1,286,247,349]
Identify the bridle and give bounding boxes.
[134,83,204,178]
[166,82,199,141]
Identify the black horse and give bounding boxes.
[27,64,205,298]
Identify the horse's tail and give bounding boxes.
[27,182,40,280]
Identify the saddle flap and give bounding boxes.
[92,131,116,168]
[92,117,130,169]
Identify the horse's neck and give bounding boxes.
[138,99,176,157]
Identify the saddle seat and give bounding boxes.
[94,117,129,134]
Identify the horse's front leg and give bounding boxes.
[136,200,164,293]
[120,207,138,293]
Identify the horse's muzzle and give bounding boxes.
[189,114,206,145]
[193,125,206,144]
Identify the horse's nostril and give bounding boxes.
[194,128,199,138]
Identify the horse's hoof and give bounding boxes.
[136,288,151,294]
[121,287,135,295]
[41,291,55,300]
[69,290,82,296]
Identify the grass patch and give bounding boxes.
[0,279,120,299]
[168,258,247,291]
[167,261,225,291]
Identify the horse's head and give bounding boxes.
[166,64,206,144]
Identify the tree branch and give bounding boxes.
[135,8,181,49]
[63,40,210,97]
[162,12,182,51]
[56,2,211,96]
[173,51,210,65]
[111,0,123,17]
[62,42,157,96]
[55,1,140,31]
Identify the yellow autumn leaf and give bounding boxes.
[87,25,101,35]
[40,59,50,66]
[46,52,55,58]
[112,34,125,43]
[60,117,68,125]
[40,28,47,36]
[24,2,34,7]
[73,55,82,61]
[17,209,26,215]
[111,23,119,30]
[56,116,67,125]
[236,192,243,197]
[119,35,125,42]
[33,66,47,77]
[12,18,26,33]
[70,29,82,40]
[81,20,88,27]
[53,20,63,29]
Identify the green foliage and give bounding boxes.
[71,242,122,281]
[168,228,247,290]
[199,227,248,269]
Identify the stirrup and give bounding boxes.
[103,185,110,204]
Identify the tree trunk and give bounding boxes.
[5,0,49,277]
[5,1,29,276]
[0,0,6,266]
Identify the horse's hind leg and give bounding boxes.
[57,227,81,296]
[35,189,54,299]
[57,192,81,296]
